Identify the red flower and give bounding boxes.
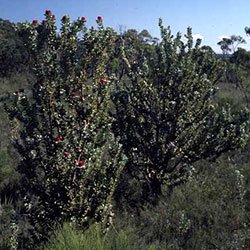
[74,160,84,166]
[32,20,38,25]
[100,78,106,84]
[97,16,102,21]
[78,161,84,166]
[42,20,47,25]
[72,92,77,97]
[81,16,86,21]
[52,14,55,19]
[65,152,70,157]
[56,136,62,142]
[45,10,51,15]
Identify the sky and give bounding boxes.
[0,0,250,53]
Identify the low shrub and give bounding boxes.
[113,156,250,250]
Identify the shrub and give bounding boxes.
[5,11,126,248]
[113,156,250,250]
[112,19,250,203]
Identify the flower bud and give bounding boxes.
[100,78,106,84]
[79,161,84,166]
[56,136,62,142]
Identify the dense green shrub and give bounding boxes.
[5,12,126,248]
[112,19,250,203]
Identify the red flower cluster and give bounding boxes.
[100,78,106,84]
[72,92,77,97]
[42,20,47,25]
[65,152,70,157]
[97,16,102,21]
[75,160,84,166]
[45,10,55,19]
[79,161,84,166]
[32,20,38,25]
[56,136,62,142]
[81,16,86,21]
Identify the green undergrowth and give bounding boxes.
[44,222,154,250]
[44,152,250,250]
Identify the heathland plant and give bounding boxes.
[112,19,250,202]
[3,10,250,249]
[5,11,126,248]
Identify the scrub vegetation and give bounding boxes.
[1,11,250,249]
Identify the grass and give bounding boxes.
[216,81,249,111]
[44,222,154,250]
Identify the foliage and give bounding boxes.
[5,12,126,248]
[217,35,246,55]
[44,222,153,250]
[41,150,250,250]
[113,152,250,250]
[44,223,107,250]
[0,199,18,250]
[0,18,29,77]
[112,19,250,202]
[219,48,250,105]
[0,72,35,207]
[2,11,250,249]
[0,148,19,203]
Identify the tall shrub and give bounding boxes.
[5,11,126,247]
[112,19,249,202]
